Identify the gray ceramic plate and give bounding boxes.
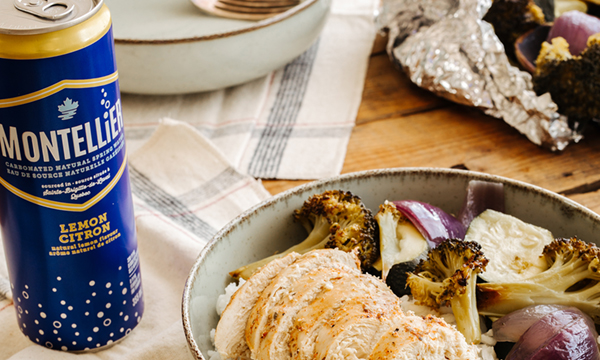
[181,167,600,359]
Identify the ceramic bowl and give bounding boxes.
[515,25,551,73]
[105,0,330,95]
[181,167,600,359]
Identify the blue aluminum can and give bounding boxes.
[0,0,143,351]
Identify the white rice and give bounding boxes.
[209,280,246,360]
[216,279,246,316]
[210,284,498,360]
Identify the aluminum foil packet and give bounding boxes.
[378,0,582,151]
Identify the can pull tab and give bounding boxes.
[14,0,75,21]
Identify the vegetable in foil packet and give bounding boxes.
[378,0,582,151]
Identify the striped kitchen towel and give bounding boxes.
[0,235,10,312]
[121,0,378,180]
[0,119,272,359]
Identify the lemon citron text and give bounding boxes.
[58,212,110,243]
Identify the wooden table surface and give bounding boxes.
[262,34,600,215]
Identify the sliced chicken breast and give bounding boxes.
[217,247,479,360]
[255,267,356,360]
[312,287,402,360]
[290,272,399,360]
[323,315,398,360]
[215,252,301,360]
[368,314,479,360]
[245,249,361,359]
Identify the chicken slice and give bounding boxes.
[312,285,403,360]
[215,252,301,360]
[368,314,479,360]
[255,267,356,360]
[290,272,399,360]
[245,249,361,359]
[322,315,398,360]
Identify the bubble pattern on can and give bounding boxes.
[15,260,142,351]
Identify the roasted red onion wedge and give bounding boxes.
[547,10,600,56]
[458,180,505,228]
[506,307,600,360]
[493,305,569,342]
[392,200,465,248]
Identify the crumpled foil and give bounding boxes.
[378,0,583,151]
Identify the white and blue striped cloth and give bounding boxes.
[0,0,378,358]
[121,0,378,180]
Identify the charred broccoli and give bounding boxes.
[533,35,600,125]
[477,237,600,323]
[406,239,488,344]
[230,190,378,280]
[484,0,547,57]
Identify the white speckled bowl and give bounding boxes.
[181,168,600,359]
[105,0,330,95]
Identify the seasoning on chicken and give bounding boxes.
[214,252,301,360]
[215,248,480,360]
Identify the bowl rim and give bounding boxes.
[181,166,600,359]
[114,0,321,45]
[514,24,552,74]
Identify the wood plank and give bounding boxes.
[262,179,310,195]
[569,190,600,215]
[371,32,388,55]
[264,104,600,209]
[346,104,600,187]
[264,36,600,217]
[356,53,449,125]
[346,104,600,207]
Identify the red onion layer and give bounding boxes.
[506,307,600,360]
[458,180,505,228]
[392,200,465,248]
[547,10,600,56]
[493,305,569,342]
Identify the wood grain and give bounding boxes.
[263,35,600,215]
[356,54,449,125]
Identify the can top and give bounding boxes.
[0,0,103,35]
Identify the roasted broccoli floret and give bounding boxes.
[484,0,547,57]
[477,237,600,323]
[230,190,378,280]
[533,35,600,125]
[406,239,488,344]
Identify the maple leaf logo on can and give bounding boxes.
[58,98,79,120]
